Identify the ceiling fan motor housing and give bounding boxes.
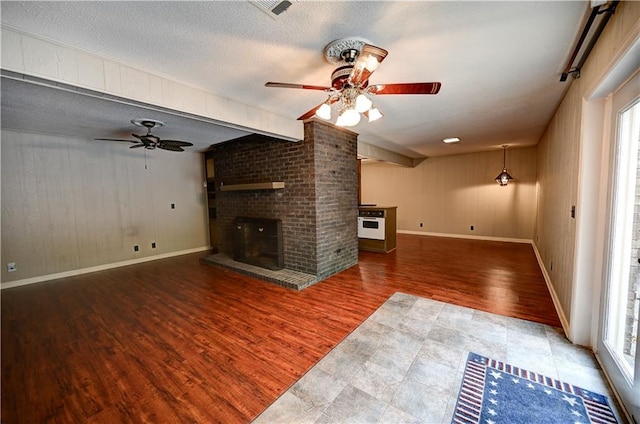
[331,66,352,89]
[331,65,368,90]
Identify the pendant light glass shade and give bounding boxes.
[367,107,383,122]
[495,145,513,186]
[315,103,332,120]
[495,169,513,186]
[355,94,373,113]
[336,108,361,127]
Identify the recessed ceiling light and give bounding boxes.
[442,137,460,144]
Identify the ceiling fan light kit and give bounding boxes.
[495,145,514,186]
[265,37,441,128]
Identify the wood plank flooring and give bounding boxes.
[1,234,561,423]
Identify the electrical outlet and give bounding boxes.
[470,225,474,231]
[134,245,139,252]
[171,203,175,209]
[7,262,16,272]
[151,242,156,249]
[419,222,423,228]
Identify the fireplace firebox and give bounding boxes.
[232,217,284,270]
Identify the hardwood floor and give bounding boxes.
[1,234,561,423]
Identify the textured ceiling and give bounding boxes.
[1,78,251,151]
[0,1,587,158]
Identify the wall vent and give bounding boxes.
[249,0,293,18]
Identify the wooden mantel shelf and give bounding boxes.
[220,182,285,191]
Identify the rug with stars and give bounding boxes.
[451,352,618,424]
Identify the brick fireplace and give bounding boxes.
[206,119,359,288]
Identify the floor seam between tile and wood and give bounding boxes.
[254,292,626,424]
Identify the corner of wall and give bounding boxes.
[531,240,571,338]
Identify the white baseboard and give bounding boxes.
[1,246,212,290]
[531,242,570,335]
[397,230,531,244]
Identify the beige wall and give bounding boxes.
[361,146,537,240]
[535,1,640,336]
[1,129,209,285]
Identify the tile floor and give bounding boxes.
[253,292,627,423]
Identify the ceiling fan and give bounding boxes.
[265,38,442,127]
[95,119,194,151]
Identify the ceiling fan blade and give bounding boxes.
[95,138,138,143]
[158,144,184,152]
[265,82,332,91]
[368,82,442,95]
[348,44,388,88]
[130,143,145,149]
[160,140,194,147]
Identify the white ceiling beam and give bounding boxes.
[0,26,303,142]
[357,140,425,168]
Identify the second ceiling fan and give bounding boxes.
[95,119,194,152]
[265,38,441,127]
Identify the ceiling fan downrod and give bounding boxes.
[340,48,359,63]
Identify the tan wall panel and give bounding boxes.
[535,2,640,326]
[361,146,537,239]
[1,130,208,283]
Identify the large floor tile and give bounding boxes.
[255,293,625,424]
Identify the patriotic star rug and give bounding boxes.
[452,352,618,424]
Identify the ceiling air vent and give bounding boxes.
[249,0,293,18]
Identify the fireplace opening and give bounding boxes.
[232,217,284,270]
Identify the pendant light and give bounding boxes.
[495,145,513,186]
